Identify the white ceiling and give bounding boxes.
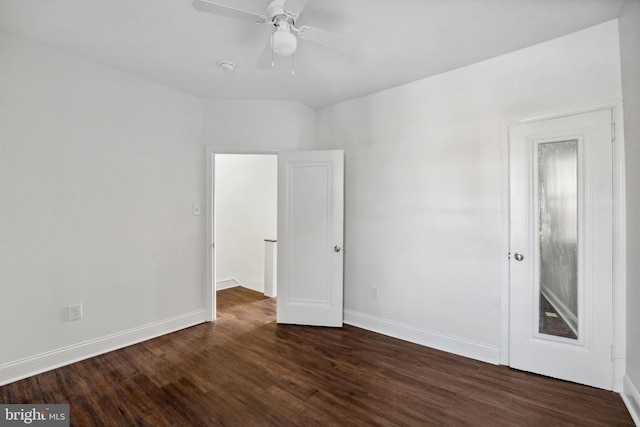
[0,0,625,108]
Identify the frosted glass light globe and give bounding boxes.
[272,30,297,56]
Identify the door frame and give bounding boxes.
[205,146,280,321]
[499,102,626,391]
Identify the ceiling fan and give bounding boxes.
[192,0,357,70]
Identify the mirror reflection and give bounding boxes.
[538,140,578,340]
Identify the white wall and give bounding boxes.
[203,99,316,151]
[215,154,277,292]
[0,33,205,372]
[316,21,622,363]
[619,0,640,421]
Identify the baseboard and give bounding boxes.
[0,309,207,386]
[344,310,500,365]
[216,278,240,290]
[622,375,640,425]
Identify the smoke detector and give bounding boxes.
[218,60,235,73]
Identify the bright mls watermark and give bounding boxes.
[0,405,69,426]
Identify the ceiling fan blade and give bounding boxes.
[256,38,275,69]
[192,0,267,24]
[284,0,311,15]
[297,25,357,54]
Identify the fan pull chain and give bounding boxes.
[291,53,295,75]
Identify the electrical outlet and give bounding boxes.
[68,304,83,321]
[370,287,378,299]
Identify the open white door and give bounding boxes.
[509,109,614,390]
[277,150,344,327]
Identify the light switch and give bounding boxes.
[192,203,201,216]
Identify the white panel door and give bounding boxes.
[509,109,614,390]
[277,150,344,327]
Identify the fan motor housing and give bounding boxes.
[267,0,294,22]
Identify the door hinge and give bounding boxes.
[610,108,616,143]
[611,121,616,143]
[611,343,615,362]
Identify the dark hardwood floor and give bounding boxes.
[1,286,633,426]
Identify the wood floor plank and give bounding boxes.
[160,378,225,427]
[0,286,634,426]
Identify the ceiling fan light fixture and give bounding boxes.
[192,0,356,68]
[271,24,297,56]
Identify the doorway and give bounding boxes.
[508,109,615,390]
[214,153,278,308]
[206,148,345,326]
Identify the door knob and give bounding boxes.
[334,245,341,252]
[514,252,524,261]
